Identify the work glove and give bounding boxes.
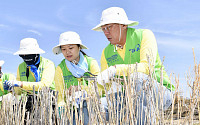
[96,66,116,85]
[69,90,87,108]
[75,91,87,106]
[3,80,21,91]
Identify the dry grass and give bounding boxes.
[0,50,200,125]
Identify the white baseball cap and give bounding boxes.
[14,38,45,55]
[92,7,139,31]
[52,31,88,55]
[0,60,5,66]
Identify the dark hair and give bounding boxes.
[77,44,88,56]
[60,44,88,56]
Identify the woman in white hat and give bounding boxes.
[53,31,101,125]
[3,38,55,111]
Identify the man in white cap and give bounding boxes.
[93,7,175,124]
[0,60,16,108]
[3,38,55,112]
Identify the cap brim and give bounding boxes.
[80,44,88,49]
[14,49,45,55]
[0,60,5,66]
[52,43,88,55]
[92,20,139,31]
[52,45,62,55]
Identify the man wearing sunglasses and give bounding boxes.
[93,7,175,124]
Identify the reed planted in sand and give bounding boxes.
[1,51,200,124]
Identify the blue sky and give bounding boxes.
[0,0,200,97]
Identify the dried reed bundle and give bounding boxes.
[1,50,200,124]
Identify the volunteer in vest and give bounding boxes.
[53,31,100,125]
[3,38,55,114]
[0,60,16,108]
[92,7,175,124]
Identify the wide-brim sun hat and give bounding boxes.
[92,7,139,31]
[52,31,88,55]
[14,38,45,55]
[0,60,5,66]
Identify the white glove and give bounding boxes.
[11,80,22,88]
[69,91,87,108]
[96,66,116,85]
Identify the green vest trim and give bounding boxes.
[19,56,55,90]
[59,55,93,89]
[104,28,175,91]
[0,73,10,96]
[104,28,142,66]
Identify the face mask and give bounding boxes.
[19,54,40,65]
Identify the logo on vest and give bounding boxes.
[64,75,75,83]
[20,72,26,77]
[129,44,140,53]
[106,54,119,65]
